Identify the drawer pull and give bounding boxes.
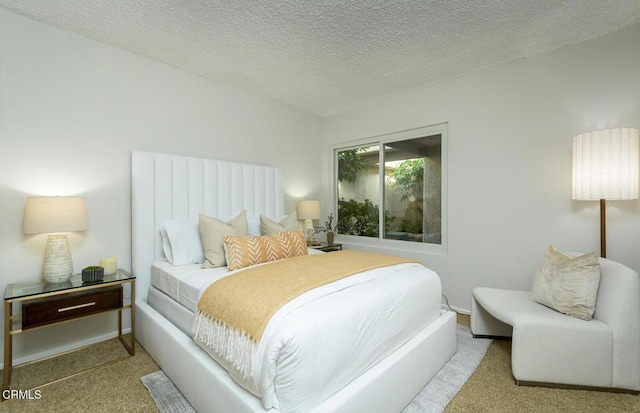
[58,302,96,312]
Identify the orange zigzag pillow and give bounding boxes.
[223,231,308,271]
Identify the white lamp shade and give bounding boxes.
[572,128,639,201]
[297,200,321,220]
[23,196,88,234]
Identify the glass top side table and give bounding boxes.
[3,269,135,398]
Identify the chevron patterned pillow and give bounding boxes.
[224,231,308,271]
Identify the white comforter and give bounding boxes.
[193,260,442,413]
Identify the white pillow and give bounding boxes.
[161,220,204,265]
[160,226,173,263]
[247,217,261,236]
[529,246,601,321]
[260,212,300,235]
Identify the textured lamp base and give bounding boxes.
[303,219,318,245]
[42,233,73,283]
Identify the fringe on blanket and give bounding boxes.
[192,309,256,379]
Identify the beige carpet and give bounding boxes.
[1,321,638,412]
[0,335,160,413]
[446,316,639,413]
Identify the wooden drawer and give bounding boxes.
[22,286,123,330]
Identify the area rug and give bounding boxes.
[402,324,492,412]
[140,370,196,413]
[141,324,492,413]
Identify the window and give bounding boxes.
[333,124,447,252]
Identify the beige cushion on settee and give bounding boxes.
[529,246,601,321]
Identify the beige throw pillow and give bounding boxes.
[529,246,601,320]
[260,212,299,235]
[224,231,308,271]
[200,211,248,268]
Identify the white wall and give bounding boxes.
[2,6,638,366]
[0,8,322,365]
[322,24,640,311]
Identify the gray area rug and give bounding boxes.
[402,324,492,412]
[141,324,492,413]
[140,370,197,413]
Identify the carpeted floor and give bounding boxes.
[0,335,160,413]
[1,317,639,412]
[445,317,639,413]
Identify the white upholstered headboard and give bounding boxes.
[131,151,284,301]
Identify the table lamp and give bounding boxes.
[23,196,88,283]
[297,200,321,245]
[572,128,639,258]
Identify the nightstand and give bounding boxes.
[3,269,135,396]
[310,243,343,253]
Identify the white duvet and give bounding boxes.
[193,260,442,413]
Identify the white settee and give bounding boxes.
[470,256,640,393]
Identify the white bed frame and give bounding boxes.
[131,150,457,412]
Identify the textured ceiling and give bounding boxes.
[2,1,640,116]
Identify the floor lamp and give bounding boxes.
[572,128,639,258]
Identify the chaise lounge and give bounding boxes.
[470,254,640,393]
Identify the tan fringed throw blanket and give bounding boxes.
[193,250,417,377]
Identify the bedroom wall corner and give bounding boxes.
[0,7,322,366]
[320,23,640,312]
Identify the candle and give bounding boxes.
[100,257,117,275]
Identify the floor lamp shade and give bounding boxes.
[572,128,639,201]
[572,128,639,257]
[23,197,88,283]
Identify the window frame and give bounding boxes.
[330,123,448,255]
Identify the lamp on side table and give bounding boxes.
[297,200,321,245]
[23,196,88,283]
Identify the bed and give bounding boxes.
[132,150,457,413]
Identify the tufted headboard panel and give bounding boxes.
[131,151,284,301]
